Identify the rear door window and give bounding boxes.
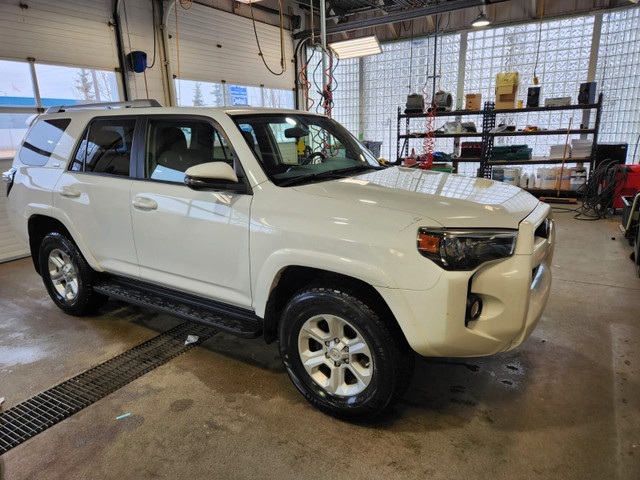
[70,118,136,176]
[20,118,71,166]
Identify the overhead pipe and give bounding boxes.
[161,0,177,106]
[293,0,509,39]
[113,0,130,101]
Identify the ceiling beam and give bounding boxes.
[293,0,509,39]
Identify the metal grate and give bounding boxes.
[0,322,217,455]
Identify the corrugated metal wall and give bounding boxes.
[0,0,118,69]
[0,0,120,263]
[167,2,295,91]
[0,159,29,263]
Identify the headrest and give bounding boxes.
[241,130,255,146]
[159,127,187,152]
[94,129,123,150]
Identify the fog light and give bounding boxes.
[466,294,483,323]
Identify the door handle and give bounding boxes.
[60,187,81,198]
[132,196,158,211]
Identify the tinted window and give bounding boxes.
[70,119,135,176]
[20,118,71,166]
[146,118,233,183]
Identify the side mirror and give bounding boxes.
[184,162,247,193]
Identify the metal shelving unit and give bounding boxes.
[396,107,485,168]
[396,93,603,182]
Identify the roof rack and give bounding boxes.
[46,99,161,114]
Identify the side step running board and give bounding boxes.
[94,280,262,338]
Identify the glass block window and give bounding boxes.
[597,8,640,163]
[363,34,460,162]
[306,35,460,162]
[305,49,360,135]
[460,16,594,176]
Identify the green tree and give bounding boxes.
[193,82,204,106]
[74,69,96,102]
[210,83,224,107]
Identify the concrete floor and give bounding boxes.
[0,212,639,480]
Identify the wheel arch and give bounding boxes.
[27,215,100,275]
[262,266,397,344]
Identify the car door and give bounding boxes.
[54,116,139,277]
[129,115,252,309]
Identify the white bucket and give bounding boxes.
[540,168,557,189]
[519,173,530,188]
[503,167,519,185]
[534,169,542,188]
[570,168,587,191]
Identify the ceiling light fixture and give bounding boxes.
[471,11,491,27]
[328,35,382,60]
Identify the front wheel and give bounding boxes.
[278,285,414,420]
[39,232,107,316]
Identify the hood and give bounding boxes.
[293,167,540,229]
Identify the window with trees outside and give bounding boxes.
[175,79,294,109]
[0,59,120,159]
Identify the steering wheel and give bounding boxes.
[301,151,327,165]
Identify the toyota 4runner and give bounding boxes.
[3,100,555,419]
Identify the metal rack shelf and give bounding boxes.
[494,102,599,114]
[488,128,596,137]
[399,132,483,139]
[488,156,591,166]
[397,93,603,178]
[399,109,484,119]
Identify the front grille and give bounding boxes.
[0,322,216,454]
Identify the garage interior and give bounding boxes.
[1,0,639,479]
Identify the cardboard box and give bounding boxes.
[465,93,482,111]
[495,72,519,109]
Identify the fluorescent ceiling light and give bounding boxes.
[329,36,382,60]
[471,12,491,27]
[235,0,262,3]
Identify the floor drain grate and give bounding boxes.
[0,322,217,455]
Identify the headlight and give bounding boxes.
[418,228,517,270]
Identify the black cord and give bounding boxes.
[632,133,640,164]
[147,0,157,69]
[552,206,580,213]
[249,0,285,76]
[574,160,628,221]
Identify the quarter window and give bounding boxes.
[70,119,135,176]
[146,118,233,183]
[20,118,71,166]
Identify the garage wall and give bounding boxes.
[118,0,167,104]
[166,2,295,91]
[0,159,29,263]
[0,0,118,70]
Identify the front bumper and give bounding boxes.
[378,203,554,357]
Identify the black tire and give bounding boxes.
[39,232,107,316]
[278,284,414,420]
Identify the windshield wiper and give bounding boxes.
[277,164,383,187]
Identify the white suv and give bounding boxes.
[3,100,554,419]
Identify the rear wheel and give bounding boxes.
[278,285,414,420]
[39,232,107,316]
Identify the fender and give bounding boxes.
[26,204,103,273]
[252,248,398,318]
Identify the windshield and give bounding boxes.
[232,113,380,186]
